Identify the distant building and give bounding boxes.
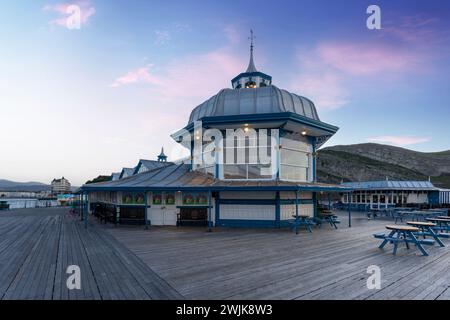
[51,177,71,195]
[340,180,442,210]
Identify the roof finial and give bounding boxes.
[246,29,257,73]
[158,147,167,162]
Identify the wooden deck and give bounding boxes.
[0,207,182,300]
[2,208,450,299]
[105,212,450,300]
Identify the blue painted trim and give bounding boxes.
[183,112,338,135]
[280,199,314,205]
[313,192,318,218]
[231,72,272,83]
[311,138,317,182]
[215,194,220,226]
[216,219,277,228]
[82,185,352,192]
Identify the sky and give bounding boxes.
[1,0,450,185]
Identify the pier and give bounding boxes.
[2,208,450,299]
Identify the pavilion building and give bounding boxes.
[82,39,350,227]
[340,180,443,210]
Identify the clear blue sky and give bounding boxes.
[1,0,449,185]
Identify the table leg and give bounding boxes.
[393,231,400,255]
[428,226,445,247]
[409,231,429,256]
[379,230,396,249]
[403,231,410,250]
[306,219,313,233]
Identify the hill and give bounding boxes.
[317,143,450,188]
[0,179,51,192]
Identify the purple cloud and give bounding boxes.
[367,135,431,146]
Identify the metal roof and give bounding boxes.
[187,85,320,125]
[134,159,171,174]
[111,172,121,181]
[82,163,349,192]
[341,180,438,191]
[119,167,135,179]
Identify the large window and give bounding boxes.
[222,130,274,180]
[193,141,216,176]
[279,136,311,182]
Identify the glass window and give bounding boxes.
[280,165,307,181]
[165,192,175,205]
[152,193,162,205]
[122,192,134,204]
[182,192,208,205]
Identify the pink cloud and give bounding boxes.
[159,47,242,100]
[381,14,444,45]
[289,72,349,111]
[110,65,163,87]
[316,42,422,75]
[366,135,430,146]
[288,36,432,111]
[43,0,95,28]
[111,26,244,101]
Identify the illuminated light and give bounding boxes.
[244,127,249,133]
[301,131,307,136]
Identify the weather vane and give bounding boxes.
[248,29,255,51]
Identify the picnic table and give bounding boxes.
[426,217,450,232]
[373,225,435,256]
[317,212,340,229]
[291,215,315,234]
[410,210,436,221]
[406,221,446,247]
[393,210,412,223]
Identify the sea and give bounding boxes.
[0,198,59,209]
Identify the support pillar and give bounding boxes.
[295,189,299,235]
[348,192,352,228]
[207,190,212,232]
[144,191,149,230]
[84,192,88,229]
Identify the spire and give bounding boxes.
[230,29,272,89]
[157,147,167,162]
[246,29,257,73]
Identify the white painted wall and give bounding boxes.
[220,191,275,199]
[219,204,276,220]
[280,204,314,220]
[280,191,313,200]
